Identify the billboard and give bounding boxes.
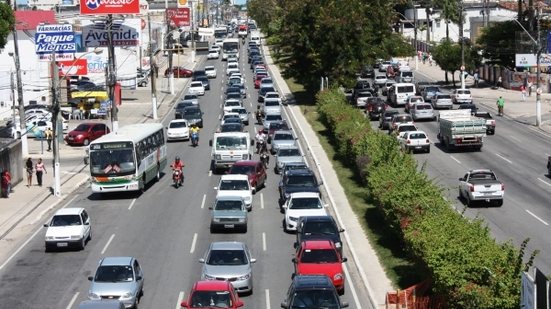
[82,19,141,47]
[58,58,88,76]
[79,0,140,15]
[35,24,76,54]
[515,54,551,67]
[166,8,190,27]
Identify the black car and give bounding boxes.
[178,106,203,127]
[360,65,375,78]
[220,123,244,133]
[295,215,344,254]
[248,51,260,63]
[278,169,321,206]
[192,69,206,79]
[379,110,400,130]
[281,275,349,309]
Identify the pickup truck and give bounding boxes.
[458,169,504,207]
[473,111,495,135]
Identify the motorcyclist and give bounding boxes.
[190,124,200,144]
[255,129,267,153]
[170,156,185,172]
[259,147,270,167]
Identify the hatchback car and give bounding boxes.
[431,93,453,110]
[207,49,220,59]
[180,280,244,309]
[205,65,217,78]
[410,103,435,121]
[295,215,344,255]
[281,275,349,309]
[275,146,304,174]
[227,160,267,193]
[166,119,190,141]
[389,113,414,132]
[199,242,256,294]
[210,196,247,232]
[215,175,253,210]
[44,207,91,251]
[283,192,327,232]
[87,257,144,309]
[189,81,205,96]
[398,130,431,153]
[65,122,110,146]
[165,66,193,78]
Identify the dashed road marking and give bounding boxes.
[450,155,461,164]
[66,292,79,309]
[128,198,137,210]
[526,209,549,226]
[538,177,551,188]
[175,291,185,309]
[260,193,264,209]
[265,289,271,309]
[200,194,207,209]
[262,232,267,251]
[190,233,198,253]
[495,153,512,164]
[101,234,115,255]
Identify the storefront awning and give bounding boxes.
[71,91,109,99]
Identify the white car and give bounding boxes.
[215,174,253,210]
[223,99,242,113]
[226,62,240,76]
[207,49,220,59]
[205,65,217,78]
[221,112,241,125]
[214,38,224,47]
[44,208,91,251]
[398,130,430,153]
[451,89,473,104]
[283,192,327,232]
[166,119,190,141]
[188,81,205,96]
[374,75,388,87]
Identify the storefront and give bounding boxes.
[70,91,110,119]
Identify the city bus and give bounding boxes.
[214,26,228,38]
[88,123,168,193]
[222,38,239,61]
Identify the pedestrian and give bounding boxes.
[496,96,505,116]
[25,157,33,187]
[35,158,46,187]
[428,53,433,66]
[528,81,533,96]
[1,169,11,198]
[497,76,502,89]
[520,84,526,101]
[45,127,53,151]
[422,52,427,64]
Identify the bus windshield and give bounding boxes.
[215,136,247,150]
[223,41,239,53]
[90,146,136,177]
[214,28,227,38]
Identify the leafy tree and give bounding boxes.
[476,21,519,70]
[0,2,14,48]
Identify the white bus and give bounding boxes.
[88,123,168,193]
[222,38,239,61]
[214,26,228,39]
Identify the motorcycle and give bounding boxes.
[256,140,267,154]
[172,169,184,188]
[191,132,199,147]
[256,109,263,125]
[260,152,269,168]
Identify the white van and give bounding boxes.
[396,70,414,83]
[390,83,416,107]
[209,132,254,172]
[250,31,261,46]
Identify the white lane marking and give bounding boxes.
[200,194,207,209]
[66,292,79,309]
[219,103,222,109]
[265,289,271,309]
[495,153,512,164]
[260,193,264,209]
[262,232,267,251]
[175,291,185,309]
[343,264,363,309]
[538,177,551,187]
[208,170,212,177]
[190,233,198,253]
[450,155,461,164]
[128,198,137,210]
[0,226,42,271]
[525,209,549,226]
[101,234,115,255]
[509,135,520,143]
[249,101,252,108]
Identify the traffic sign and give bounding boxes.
[460,65,465,71]
[35,24,76,55]
[177,0,187,8]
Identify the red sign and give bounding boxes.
[58,58,88,76]
[79,0,140,15]
[166,8,190,27]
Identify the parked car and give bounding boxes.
[215,174,253,210]
[65,122,110,146]
[398,130,431,153]
[165,66,193,77]
[280,275,349,309]
[431,93,453,110]
[227,160,267,193]
[44,207,91,251]
[209,196,247,232]
[279,169,321,206]
[458,169,504,207]
[87,257,144,309]
[283,192,327,232]
[180,280,244,309]
[166,119,190,141]
[295,215,344,255]
[199,242,256,294]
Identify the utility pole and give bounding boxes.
[107,14,118,133]
[191,0,196,63]
[165,11,175,95]
[10,71,16,140]
[413,2,418,70]
[536,7,542,126]
[459,0,466,90]
[149,13,158,119]
[51,55,61,197]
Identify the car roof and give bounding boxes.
[205,65,215,69]
[274,130,293,135]
[194,280,233,291]
[299,215,334,224]
[54,207,84,216]
[301,239,335,250]
[215,195,245,202]
[210,241,246,251]
[233,160,261,166]
[404,130,427,136]
[170,119,189,124]
[100,256,134,266]
[292,275,334,289]
[220,174,249,181]
[78,300,124,309]
[290,192,320,199]
[287,169,315,176]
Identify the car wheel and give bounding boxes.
[83,139,90,146]
[495,199,503,207]
[79,237,86,250]
[426,146,430,153]
[242,225,248,233]
[466,196,472,207]
[87,229,92,241]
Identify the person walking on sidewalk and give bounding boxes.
[45,127,53,152]
[497,96,505,116]
[528,81,533,96]
[474,72,479,87]
[520,85,526,101]
[1,169,11,198]
[35,158,46,187]
[25,158,33,187]
[497,76,502,89]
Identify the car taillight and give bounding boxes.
[501,183,505,191]
[469,184,474,192]
[406,140,411,144]
[491,120,496,126]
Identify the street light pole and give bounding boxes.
[106,14,119,133]
[148,13,158,119]
[191,0,196,63]
[460,0,466,90]
[50,54,61,197]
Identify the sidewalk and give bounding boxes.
[0,53,196,266]
[413,60,551,133]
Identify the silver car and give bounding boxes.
[263,112,283,131]
[182,94,199,105]
[231,107,250,125]
[87,257,144,309]
[270,130,296,154]
[431,93,453,110]
[275,146,304,174]
[210,196,248,233]
[410,103,435,121]
[200,241,256,294]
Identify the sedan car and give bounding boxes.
[404,95,424,113]
[207,49,220,59]
[180,281,244,309]
[270,130,296,154]
[281,275,348,309]
[87,257,144,309]
[182,94,199,105]
[44,207,91,251]
[295,215,344,255]
[165,66,193,78]
[65,122,110,146]
[215,175,253,210]
[410,103,435,121]
[275,146,304,174]
[283,192,327,232]
[188,81,205,96]
[205,65,217,78]
[262,112,283,131]
[199,242,256,294]
[210,196,247,232]
[166,119,190,141]
[374,75,388,87]
[231,107,250,125]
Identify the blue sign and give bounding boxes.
[35,24,76,54]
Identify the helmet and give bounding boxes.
[175,156,180,161]
[258,129,263,133]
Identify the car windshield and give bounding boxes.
[215,200,243,211]
[176,102,193,109]
[191,291,232,308]
[215,136,247,150]
[219,180,249,191]
[184,95,197,100]
[438,95,452,99]
[225,100,240,107]
[94,265,134,282]
[229,165,255,175]
[221,124,241,132]
[207,249,247,265]
[169,121,188,128]
[398,125,416,132]
[287,175,316,187]
[290,290,339,308]
[303,222,338,235]
[274,133,293,141]
[51,214,81,226]
[409,133,427,139]
[90,147,136,177]
[265,100,280,106]
[266,115,282,121]
[73,124,91,131]
[300,248,339,263]
[289,197,322,210]
[279,148,301,156]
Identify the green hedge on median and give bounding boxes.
[316,88,523,309]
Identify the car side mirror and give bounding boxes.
[292,258,297,263]
[43,223,49,227]
[199,258,205,263]
[209,139,213,147]
[293,242,298,248]
[136,275,142,281]
[339,228,345,233]
[180,301,189,308]
[87,276,93,281]
[341,302,349,308]
[281,303,288,309]
[250,258,257,263]
[85,222,90,225]
[342,257,348,263]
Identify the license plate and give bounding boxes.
[57,242,68,247]
[224,224,235,228]
[68,137,74,140]
[483,192,495,195]
[414,146,422,149]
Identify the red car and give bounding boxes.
[254,74,267,89]
[180,280,244,308]
[293,240,347,295]
[228,160,267,193]
[64,122,110,146]
[165,66,193,78]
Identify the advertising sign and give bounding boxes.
[38,53,74,62]
[79,0,140,15]
[35,24,76,54]
[82,19,141,47]
[58,58,88,76]
[516,53,551,67]
[166,8,190,27]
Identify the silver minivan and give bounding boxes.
[79,300,125,309]
[410,103,436,121]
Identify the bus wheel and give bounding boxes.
[156,165,160,182]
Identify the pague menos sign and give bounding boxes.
[35,24,76,54]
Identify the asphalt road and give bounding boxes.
[368,70,551,276]
[0,41,369,309]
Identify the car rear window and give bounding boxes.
[438,95,452,99]
[397,86,414,93]
[416,104,432,110]
[409,133,427,139]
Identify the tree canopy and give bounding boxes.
[0,2,14,48]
